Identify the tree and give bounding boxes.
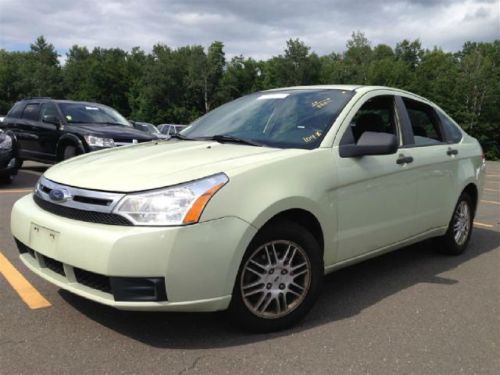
[29,36,63,97]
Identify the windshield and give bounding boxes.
[59,103,131,126]
[182,89,354,149]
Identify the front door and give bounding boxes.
[334,93,419,261]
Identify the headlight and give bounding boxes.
[84,135,115,148]
[0,133,13,150]
[113,173,229,226]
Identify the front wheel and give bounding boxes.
[230,220,323,332]
[437,192,474,255]
[63,145,82,160]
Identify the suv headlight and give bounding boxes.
[0,133,12,150]
[84,135,115,148]
[113,173,229,226]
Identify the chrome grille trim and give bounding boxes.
[35,175,125,214]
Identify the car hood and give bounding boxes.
[70,124,155,141]
[44,140,295,192]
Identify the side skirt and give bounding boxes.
[324,226,447,275]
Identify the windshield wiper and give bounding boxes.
[97,122,129,126]
[202,134,263,147]
[169,133,195,141]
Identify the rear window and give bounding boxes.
[7,102,25,119]
[403,98,444,146]
[21,103,40,121]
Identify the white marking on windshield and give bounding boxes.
[257,93,290,100]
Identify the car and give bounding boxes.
[0,130,18,183]
[11,85,485,332]
[1,98,156,164]
[158,123,187,137]
[131,121,169,139]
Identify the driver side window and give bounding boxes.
[341,95,398,145]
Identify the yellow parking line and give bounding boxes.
[0,252,51,309]
[0,188,33,194]
[486,174,500,177]
[485,188,500,192]
[474,222,494,228]
[481,200,500,206]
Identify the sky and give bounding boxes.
[0,0,498,61]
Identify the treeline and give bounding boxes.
[0,33,498,157]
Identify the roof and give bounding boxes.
[264,85,433,104]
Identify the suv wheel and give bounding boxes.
[63,145,81,160]
[230,220,323,332]
[0,173,14,184]
[437,192,473,255]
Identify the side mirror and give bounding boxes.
[339,131,398,157]
[42,114,60,126]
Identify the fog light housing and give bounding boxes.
[110,277,167,302]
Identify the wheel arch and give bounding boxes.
[462,183,479,218]
[256,208,325,257]
[56,134,86,161]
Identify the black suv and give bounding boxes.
[1,98,155,164]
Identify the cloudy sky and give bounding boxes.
[0,0,498,60]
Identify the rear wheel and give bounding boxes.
[437,192,473,255]
[0,173,14,184]
[230,220,323,332]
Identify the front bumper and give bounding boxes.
[11,194,257,311]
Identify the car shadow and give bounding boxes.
[59,227,500,349]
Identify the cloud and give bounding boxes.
[0,0,498,59]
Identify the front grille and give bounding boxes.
[41,254,65,276]
[74,268,112,294]
[34,194,132,226]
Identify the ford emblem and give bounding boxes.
[49,188,71,202]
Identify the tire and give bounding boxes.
[0,173,14,184]
[229,220,323,332]
[63,145,79,160]
[437,192,474,255]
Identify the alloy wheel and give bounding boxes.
[240,240,311,319]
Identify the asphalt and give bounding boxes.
[0,161,498,374]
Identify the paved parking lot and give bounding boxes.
[1,161,499,374]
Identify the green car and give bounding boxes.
[11,85,485,331]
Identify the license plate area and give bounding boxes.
[30,223,59,255]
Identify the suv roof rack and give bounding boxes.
[21,97,52,101]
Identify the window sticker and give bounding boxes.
[312,98,331,109]
[303,130,323,143]
[257,93,290,100]
[85,106,99,110]
[65,115,72,121]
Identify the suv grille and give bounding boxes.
[33,194,132,226]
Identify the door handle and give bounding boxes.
[396,155,414,165]
[447,148,458,156]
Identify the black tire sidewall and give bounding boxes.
[230,220,323,332]
[63,145,77,160]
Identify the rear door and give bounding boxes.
[398,97,459,232]
[37,102,61,159]
[334,92,419,261]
